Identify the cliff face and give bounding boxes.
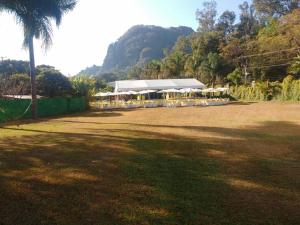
[101,25,194,72]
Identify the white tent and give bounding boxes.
[109,79,205,92]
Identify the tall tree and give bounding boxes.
[0,0,77,118]
[199,53,228,85]
[216,10,236,36]
[196,0,217,33]
[143,60,162,79]
[253,0,300,19]
[238,1,259,37]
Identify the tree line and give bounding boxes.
[127,0,300,86]
[0,60,107,99]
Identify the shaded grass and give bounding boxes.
[0,103,299,225]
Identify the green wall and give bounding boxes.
[0,97,87,123]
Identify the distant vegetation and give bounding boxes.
[132,0,300,86]
[0,60,99,99]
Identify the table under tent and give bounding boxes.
[93,79,230,109]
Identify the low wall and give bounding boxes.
[0,97,87,122]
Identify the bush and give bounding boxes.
[229,77,300,101]
[70,76,96,98]
[279,76,300,101]
[37,70,73,97]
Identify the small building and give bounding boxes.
[109,78,205,92]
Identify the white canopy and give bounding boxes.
[109,79,205,92]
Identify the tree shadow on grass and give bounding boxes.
[227,101,258,106]
[0,121,299,225]
[0,111,124,127]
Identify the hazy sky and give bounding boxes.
[0,0,247,75]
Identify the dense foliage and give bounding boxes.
[0,61,112,98]
[36,69,73,97]
[230,76,300,101]
[134,1,300,86]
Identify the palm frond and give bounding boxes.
[0,0,77,49]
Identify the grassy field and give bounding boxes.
[0,102,299,225]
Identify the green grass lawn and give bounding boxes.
[0,102,299,225]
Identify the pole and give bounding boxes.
[244,65,250,85]
[0,56,7,62]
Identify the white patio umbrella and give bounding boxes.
[115,92,128,96]
[138,90,157,94]
[94,92,114,97]
[114,91,138,96]
[201,88,218,93]
[191,88,203,93]
[179,88,193,93]
[127,91,139,95]
[215,87,229,92]
[158,89,181,93]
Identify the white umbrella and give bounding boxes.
[191,88,203,93]
[115,92,128,96]
[158,89,181,93]
[114,91,138,96]
[201,88,218,93]
[127,91,139,95]
[94,92,113,97]
[216,87,229,92]
[138,90,157,94]
[179,88,193,93]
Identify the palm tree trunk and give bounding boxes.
[28,35,37,119]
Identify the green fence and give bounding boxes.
[0,97,87,123]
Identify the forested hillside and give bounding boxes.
[133,0,300,85]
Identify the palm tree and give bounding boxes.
[0,0,77,118]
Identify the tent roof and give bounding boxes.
[109,79,205,92]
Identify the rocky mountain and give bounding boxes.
[78,65,102,76]
[101,25,194,72]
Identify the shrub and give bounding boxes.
[70,76,96,98]
[229,76,300,102]
[37,71,73,97]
